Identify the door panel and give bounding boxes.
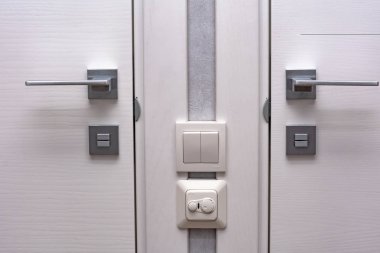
[272,1,380,253]
[143,0,261,252]
[0,1,135,252]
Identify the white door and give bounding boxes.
[271,1,380,252]
[0,1,135,252]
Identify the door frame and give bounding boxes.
[259,0,270,252]
[133,0,146,252]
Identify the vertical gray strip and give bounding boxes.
[187,0,217,253]
[188,0,216,121]
[189,229,216,253]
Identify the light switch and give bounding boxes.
[183,132,201,163]
[201,132,219,163]
[176,122,226,172]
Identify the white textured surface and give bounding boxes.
[216,0,260,252]
[144,0,188,252]
[0,0,135,252]
[271,1,380,252]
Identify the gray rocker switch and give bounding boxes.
[89,125,119,155]
[286,126,316,155]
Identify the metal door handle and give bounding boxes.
[25,69,118,99]
[25,79,111,91]
[293,80,378,90]
[286,69,379,100]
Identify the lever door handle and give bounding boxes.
[286,69,379,100]
[25,79,112,91]
[293,80,379,90]
[25,69,118,99]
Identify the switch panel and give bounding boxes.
[89,125,119,155]
[201,132,219,163]
[177,180,227,229]
[286,125,316,155]
[176,122,226,172]
[183,132,201,163]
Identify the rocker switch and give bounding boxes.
[201,132,219,163]
[183,132,201,163]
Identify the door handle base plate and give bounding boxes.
[286,69,316,100]
[87,69,118,99]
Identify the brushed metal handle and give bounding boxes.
[25,79,111,91]
[25,69,118,99]
[293,80,379,91]
[286,69,379,100]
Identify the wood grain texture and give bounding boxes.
[143,0,188,252]
[271,1,380,252]
[216,0,261,252]
[0,1,135,252]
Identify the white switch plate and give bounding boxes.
[177,180,227,229]
[176,122,226,172]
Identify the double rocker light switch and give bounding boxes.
[183,131,219,163]
[176,122,226,172]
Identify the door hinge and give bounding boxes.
[263,98,270,123]
[134,97,141,122]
